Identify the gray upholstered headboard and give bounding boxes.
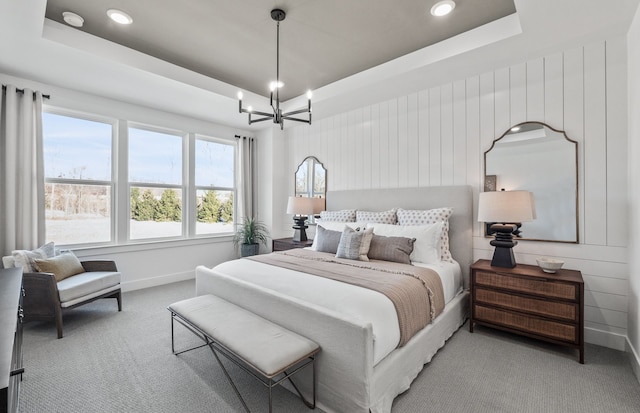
[326,185,473,286]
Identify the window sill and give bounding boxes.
[71,234,234,258]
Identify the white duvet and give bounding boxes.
[209,257,461,365]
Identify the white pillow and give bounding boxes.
[10,242,56,272]
[366,222,443,265]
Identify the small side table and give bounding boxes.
[272,237,313,252]
[469,259,584,363]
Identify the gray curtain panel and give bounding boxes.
[0,85,45,256]
[237,135,256,220]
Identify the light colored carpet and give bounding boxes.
[19,280,640,413]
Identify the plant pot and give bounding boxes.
[240,243,260,257]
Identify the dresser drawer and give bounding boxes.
[475,288,578,322]
[475,305,578,344]
[475,271,577,300]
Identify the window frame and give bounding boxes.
[42,107,239,248]
[42,108,117,247]
[192,134,237,237]
[127,123,186,242]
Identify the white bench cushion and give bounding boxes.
[57,271,121,303]
[169,294,319,378]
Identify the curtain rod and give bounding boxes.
[234,135,254,141]
[2,84,50,100]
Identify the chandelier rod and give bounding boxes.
[237,8,312,129]
[276,18,280,119]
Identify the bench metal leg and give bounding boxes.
[170,310,318,412]
[208,343,251,413]
[282,356,316,410]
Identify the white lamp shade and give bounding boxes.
[478,190,536,223]
[287,196,315,215]
[312,197,325,214]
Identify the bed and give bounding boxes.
[195,185,473,413]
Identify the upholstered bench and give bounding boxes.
[168,294,320,413]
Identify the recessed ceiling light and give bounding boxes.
[62,11,84,28]
[107,9,133,25]
[431,0,456,17]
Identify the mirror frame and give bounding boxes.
[295,156,327,199]
[483,121,579,243]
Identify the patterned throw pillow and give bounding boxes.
[356,209,397,224]
[11,242,56,272]
[320,209,357,222]
[396,208,454,262]
[336,227,374,261]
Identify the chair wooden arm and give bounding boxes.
[21,272,62,329]
[81,260,118,272]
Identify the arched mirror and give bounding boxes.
[484,121,578,243]
[295,156,326,198]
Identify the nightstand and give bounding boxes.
[470,259,584,363]
[272,237,313,252]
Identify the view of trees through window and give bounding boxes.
[195,138,235,235]
[42,112,113,245]
[42,111,236,246]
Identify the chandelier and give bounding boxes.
[237,8,312,130]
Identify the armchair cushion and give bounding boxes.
[57,271,121,304]
[33,252,85,282]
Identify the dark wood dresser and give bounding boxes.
[470,259,584,363]
[272,237,314,252]
[1,267,24,413]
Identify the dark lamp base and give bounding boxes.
[489,223,519,268]
[292,216,308,242]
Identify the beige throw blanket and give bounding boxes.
[246,249,445,347]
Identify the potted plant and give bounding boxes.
[233,217,269,257]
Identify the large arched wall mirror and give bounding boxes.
[295,156,326,199]
[484,121,578,243]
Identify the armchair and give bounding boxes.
[2,257,121,338]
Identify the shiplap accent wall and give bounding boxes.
[285,37,629,350]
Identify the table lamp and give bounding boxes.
[478,190,536,268]
[286,196,315,241]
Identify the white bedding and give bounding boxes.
[209,257,461,365]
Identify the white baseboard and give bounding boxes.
[121,270,195,292]
[627,337,640,385]
[584,326,627,351]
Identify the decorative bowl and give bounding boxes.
[536,257,564,273]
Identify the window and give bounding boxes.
[128,127,183,240]
[194,138,235,235]
[42,112,114,245]
[42,109,237,247]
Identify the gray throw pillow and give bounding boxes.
[336,227,373,261]
[367,235,415,264]
[314,225,343,254]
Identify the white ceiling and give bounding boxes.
[0,0,639,131]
